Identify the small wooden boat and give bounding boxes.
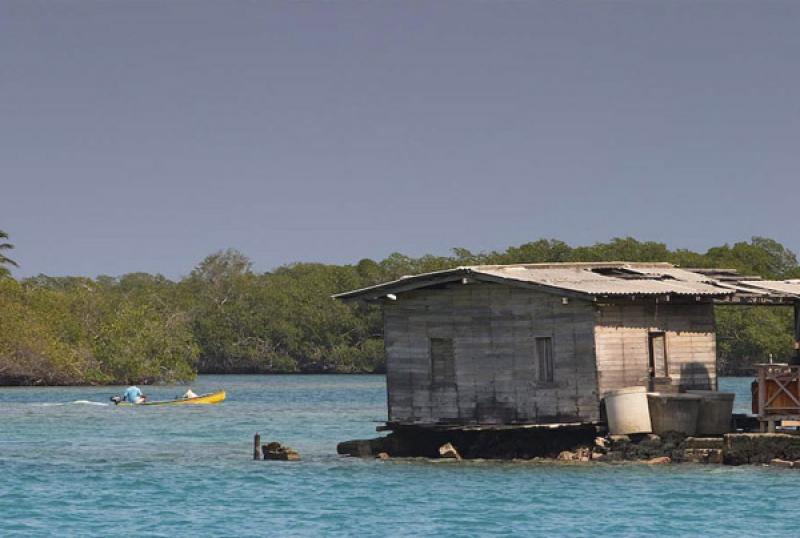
[115,390,226,406]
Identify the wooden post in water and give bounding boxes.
[254,433,262,460]
[794,301,800,363]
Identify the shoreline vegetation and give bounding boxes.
[1,235,798,386]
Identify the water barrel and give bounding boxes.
[604,386,652,435]
[647,393,702,436]
[687,390,735,435]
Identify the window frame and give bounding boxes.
[429,337,456,388]
[535,336,554,384]
[648,331,669,379]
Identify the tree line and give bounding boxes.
[0,232,797,385]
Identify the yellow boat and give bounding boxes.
[115,390,226,406]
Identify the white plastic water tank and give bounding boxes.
[604,386,653,435]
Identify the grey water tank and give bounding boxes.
[687,390,735,435]
[647,393,702,436]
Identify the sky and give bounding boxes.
[2,1,799,279]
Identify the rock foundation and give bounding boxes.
[337,424,598,460]
[337,427,800,469]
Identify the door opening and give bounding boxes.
[648,331,668,390]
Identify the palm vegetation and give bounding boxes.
[0,230,17,277]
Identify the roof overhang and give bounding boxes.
[333,267,597,302]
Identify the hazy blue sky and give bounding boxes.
[2,1,798,278]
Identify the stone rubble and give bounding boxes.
[262,441,301,461]
[438,442,463,460]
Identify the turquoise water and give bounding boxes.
[0,375,793,537]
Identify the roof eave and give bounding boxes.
[331,268,472,302]
[332,268,600,302]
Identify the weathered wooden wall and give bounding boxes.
[594,301,717,395]
[383,282,599,425]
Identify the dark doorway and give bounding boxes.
[648,331,668,391]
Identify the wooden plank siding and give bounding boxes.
[593,302,717,396]
[383,282,600,425]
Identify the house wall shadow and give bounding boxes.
[679,361,712,391]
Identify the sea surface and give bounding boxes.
[0,375,794,537]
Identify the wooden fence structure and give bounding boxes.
[754,363,800,432]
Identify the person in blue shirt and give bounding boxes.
[122,386,145,404]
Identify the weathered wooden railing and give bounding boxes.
[754,363,800,432]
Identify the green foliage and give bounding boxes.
[92,302,198,384]
[0,235,796,383]
[0,279,94,385]
[715,306,794,374]
[0,273,197,385]
[178,252,382,373]
[702,237,800,279]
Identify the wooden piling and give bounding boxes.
[794,301,800,362]
[254,433,262,460]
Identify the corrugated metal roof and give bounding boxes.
[738,280,800,298]
[621,266,718,283]
[333,262,746,301]
[476,265,733,297]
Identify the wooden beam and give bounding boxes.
[795,301,800,359]
[335,272,467,301]
[253,432,262,460]
[758,367,766,419]
[714,296,797,306]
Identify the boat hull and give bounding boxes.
[116,390,226,406]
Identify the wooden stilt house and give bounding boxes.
[335,262,800,428]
